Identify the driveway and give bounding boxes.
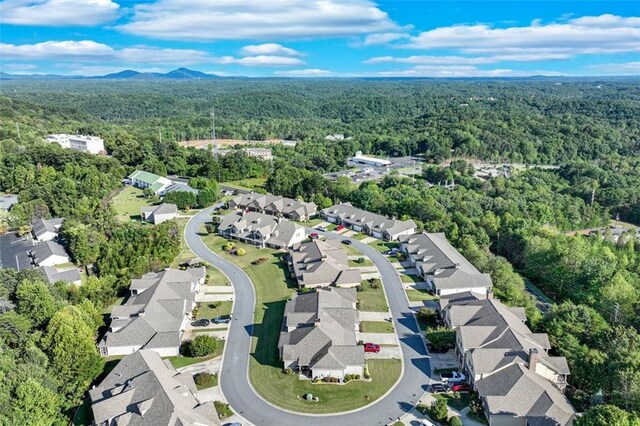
[359,311,392,322]
[358,332,398,346]
[185,208,432,426]
[366,346,401,360]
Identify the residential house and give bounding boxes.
[31,240,70,266]
[475,363,575,426]
[41,266,81,285]
[228,193,317,221]
[217,211,306,249]
[244,147,273,160]
[32,217,64,242]
[399,233,493,296]
[128,170,174,196]
[46,134,105,155]
[440,295,574,425]
[278,287,364,380]
[89,350,219,426]
[98,268,205,357]
[140,203,178,225]
[0,194,18,211]
[289,239,362,288]
[320,203,416,241]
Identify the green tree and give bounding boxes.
[575,404,640,426]
[15,279,60,328]
[42,306,103,405]
[10,378,62,426]
[430,397,449,423]
[181,335,219,357]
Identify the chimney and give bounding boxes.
[529,348,539,372]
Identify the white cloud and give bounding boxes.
[589,61,640,74]
[59,64,165,76]
[215,55,304,67]
[1,63,39,72]
[365,52,573,65]
[1,0,119,26]
[274,68,334,77]
[118,0,397,41]
[405,14,640,55]
[240,43,301,57]
[371,65,563,78]
[360,32,409,46]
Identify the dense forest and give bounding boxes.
[0,78,639,423]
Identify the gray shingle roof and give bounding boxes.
[399,232,492,291]
[89,350,219,426]
[229,193,317,219]
[0,194,18,210]
[99,268,204,351]
[41,266,81,284]
[289,239,361,287]
[476,364,575,426]
[321,203,416,237]
[30,240,69,264]
[218,211,303,248]
[278,287,363,370]
[31,217,64,239]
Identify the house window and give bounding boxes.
[100,346,108,356]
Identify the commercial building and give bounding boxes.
[46,134,105,155]
[278,287,364,380]
[289,239,362,288]
[348,151,391,168]
[98,268,205,357]
[128,170,174,196]
[90,350,219,426]
[321,203,416,241]
[398,232,493,296]
[217,211,306,249]
[228,193,317,222]
[244,147,273,160]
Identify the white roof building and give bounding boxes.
[46,134,105,155]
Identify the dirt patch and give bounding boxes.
[178,139,284,148]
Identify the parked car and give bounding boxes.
[440,371,466,384]
[452,383,472,392]
[363,343,380,353]
[430,383,450,393]
[213,314,232,324]
[316,226,327,232]
[191,319,211,327]
[341,239,352,245]
[336,225,345,231]
[309,232,319,239]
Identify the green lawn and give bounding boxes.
[112,186,154,222]
[196,301,233,320]
[343,244,363,256]
[434,392,473,411]
[368,240,399,253]
[326,223,338,231]
[406,288,437,302]
[357,280,389,312]
[72,398,93,426]
[400,274,422,283]
[166,342,225,369]
[349,258,374,267]
[214,401,234,420]
[202,235,401,413]
[360,320,394,333]
[351,232,368,241]
[196,374,218,390]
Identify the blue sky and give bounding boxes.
[1,0,638,77]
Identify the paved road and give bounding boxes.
[185,208,432,426]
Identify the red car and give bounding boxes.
[452,383,472,392]
[364,343,380,353]
[336,225,345,231]
[309,232,319,239]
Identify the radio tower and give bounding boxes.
[210,108,218,155]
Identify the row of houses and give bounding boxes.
[320,202,416,241]
[217,211,306,249]
[278,287,364,381]
[399,232,493,297]
[439,292,575,425]
[228,193,317,222]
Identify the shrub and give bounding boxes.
[430,398,449,423]
[284,367,293,375]
[236,248,246,256]
[181,335,218,357]
[208,302,219,309]
[356,257,366,264]
[425,327,456,351]
[251,257,268,265]
[194,372,214,387]
[369,278,381,289]
[417,307,437,325]
[355,285,363,292]
[222,242,235,251]
[449,416,463,426]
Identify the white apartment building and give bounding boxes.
[46,134,105,155]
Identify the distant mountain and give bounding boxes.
[1,67,223,80]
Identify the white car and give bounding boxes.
[439,371,466,384]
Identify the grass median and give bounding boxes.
[201,234,402,414]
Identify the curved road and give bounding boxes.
[186,208,432,426]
